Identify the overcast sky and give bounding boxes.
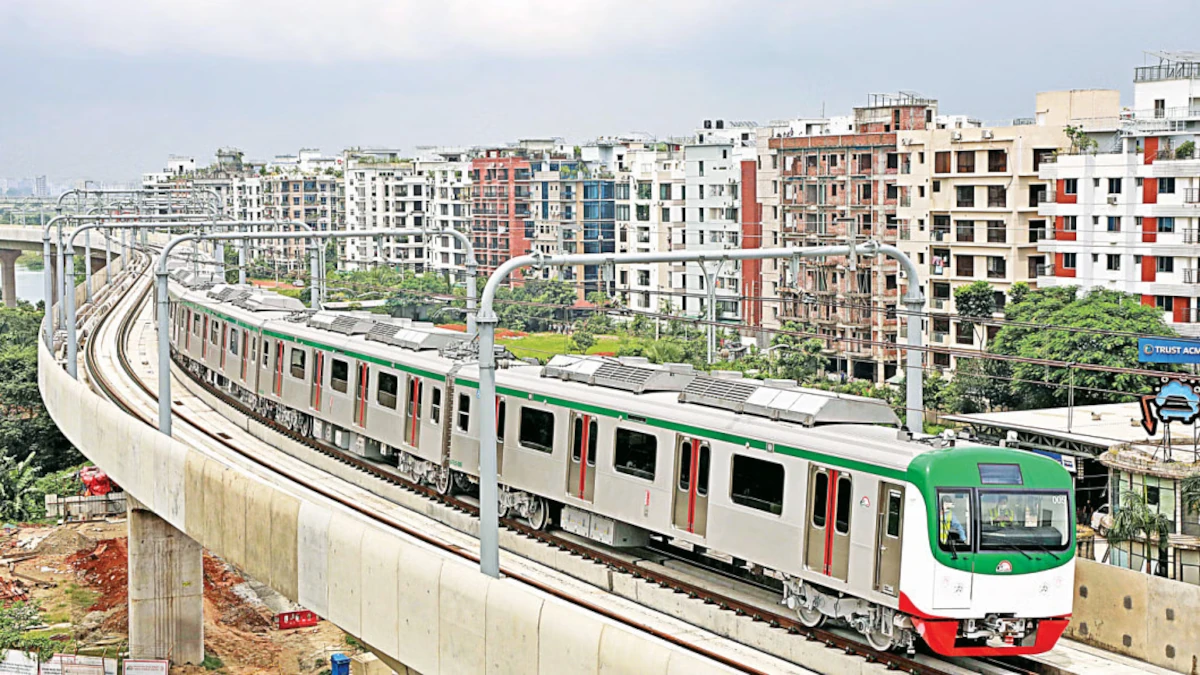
[1,0,1197,183]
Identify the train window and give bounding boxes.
[936,489,972,550]
[811,472,828,528]
[430,387,442,423]
[519,407,554,453]
[377,372,398,409]
[697,444,710,496]
[570,417,598,465]
[251,338,257,364]
[678,442,692,490]
[978,463,1023,485]
[614,428,656,481]
[230,331,239,356]
[262,340,270,367]
[289,349,306,379]
[193,314,200,335]
[496,400,506,441]
[835,475,852,534]
[885,491,902,538]
[331,359,349,393]
[211,322,220,345]
[730,455,784,515]
[457,393,471,432]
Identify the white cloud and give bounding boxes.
[0,0,734,62]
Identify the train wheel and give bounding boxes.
[797,606,825,628]
[864,629,895,652]
[434,469,453,496]
[527,497,550,531]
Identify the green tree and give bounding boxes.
[1106,490,1171,576]
[0,601,60,659]
[1064,125,1098,154]
[986,287,1177,409]
[568,322,595,353]
[953,280,997,348]
[643,339,685,365]
[0,452,41,521]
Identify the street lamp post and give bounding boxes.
[472,240,926,578]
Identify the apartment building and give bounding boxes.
[1038,53,1200,335]
[416,148,475,284]
[341,151,429,273]
[675,120,760,328]
[771,94,936,381]
[897,90,1119,368]
[261,171,341,271]
[470,148,535,277]
[615,143,685,313]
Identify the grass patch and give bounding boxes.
[497,333,624,361]
[201,655,224,671]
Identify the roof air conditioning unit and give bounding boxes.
[1107,195,1118,205]
[981,130,994,140]
[951,131,963,141]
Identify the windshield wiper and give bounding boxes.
[1005,544,1034,560]
[1029,542,1061,561]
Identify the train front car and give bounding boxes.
[901,447,1074,656]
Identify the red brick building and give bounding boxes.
[470,149,534,275]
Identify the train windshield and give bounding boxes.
[978,491,1071,552]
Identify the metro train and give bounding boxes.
[166,274,1075,657]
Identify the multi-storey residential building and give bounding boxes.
[675,120,760,328]
[1037,53,1200,334]
[772,94,937,381]
[897,90,1119,369]
[526,154,618,298]
[470,147,535,277]
[415,148,475,284]
[262,171,341,271]
[615,143,685,313]
[341,151,429,273]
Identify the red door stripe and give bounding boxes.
[202,316,208,358]
[578,415,591,499]
[220,325,227,369]
[240,330,248,380]
[823,470,838,576]
[686,437,701,533]
[312,352,323,410]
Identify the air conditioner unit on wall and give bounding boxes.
[1107,195,1118,205]
[981,130,994,140]
[951,131,963,141]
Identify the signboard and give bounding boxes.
[0,651,38,675]
[1139,378,1200,436]
[121,661,168,675]
[1137,337,1200,363]
[1030,449,1077,474]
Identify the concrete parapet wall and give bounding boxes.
[1068,557,1200,673]
[38,337,742,674]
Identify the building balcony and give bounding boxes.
[1036,264,1055,277]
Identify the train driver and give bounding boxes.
[939,496,967,545]
[988,495,1015,528]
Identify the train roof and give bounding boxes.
[171,282,992,475]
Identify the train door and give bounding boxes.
[311,351,325,411]
[201,316,209,358]
[567,412,597,502]
[874,483,905,596]
[672,436,710,536]
[805,465,852,581]
[353,361,369,427]
[404,376,423,449]
[220,324,228,370]
[272,341,284,396]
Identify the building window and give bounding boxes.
[956,255,975,277]
[956,185,975,208]
[1064,216,1078,231]
[1063,252,1077,269]
[987,256,1007,279]
[955,220,974,242]
[1108,178,1123,194]
[987,185,1006,208]
[519,407,555,453]
[730,455,784,515]
[1063,178,1078,195]
[1158,256,1175,273]
[660,183,671,200]
[331,359,349,393]
[932,180,941,193]
[1157,296,1174,311]
[934,151,951,173]
[956,322,974,345]
[956,151,975,173]
[986,220,1005,243]
[988,149,1007,173]
[1107,216,1121,232]
[1159,217,1176,233]
[1106,254,1121,271]
[457,393,471,432]
[613,428,657,481]
[1160,177,1176,194]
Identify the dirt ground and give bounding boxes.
[0,519,359,674]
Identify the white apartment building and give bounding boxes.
[676,120,759,325]
[616,143,685,313]
[416,148,475,284]
[342,151,429,273]
[898,90,1119,369]
[1039,53,1200,337]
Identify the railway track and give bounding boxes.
[80,251,1015,675]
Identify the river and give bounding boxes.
[14,264,45,304]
